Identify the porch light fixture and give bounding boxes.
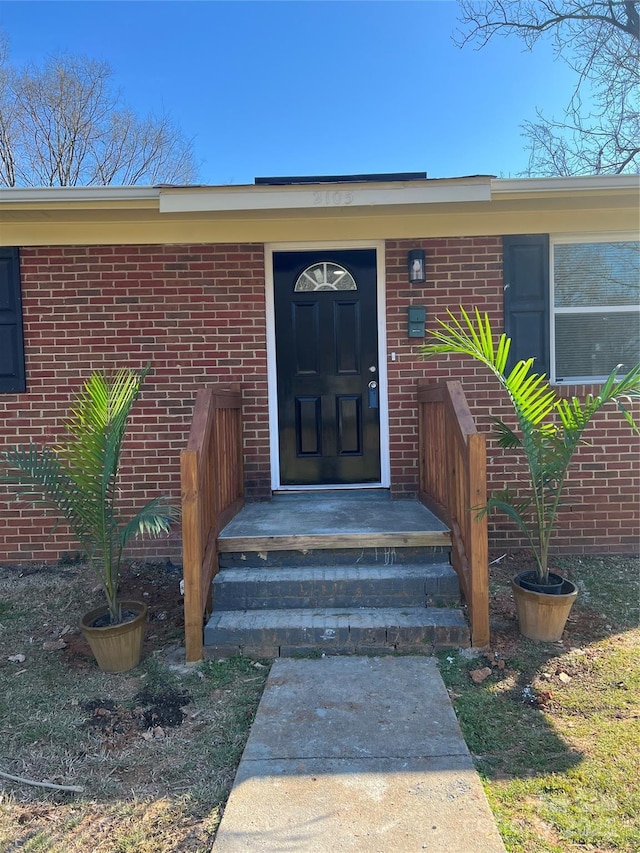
[408,249,426,284]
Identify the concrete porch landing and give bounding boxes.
[218,491,451,551]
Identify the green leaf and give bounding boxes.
[421,308,640,580]
[119,498,181,550]
[0,365,176,612]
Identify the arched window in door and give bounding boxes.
[294,262,357,292]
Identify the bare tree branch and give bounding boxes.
[456,2,640,175]
[0,50,198,187]
[456,1,639,46]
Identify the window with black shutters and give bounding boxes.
[504,234,639,385]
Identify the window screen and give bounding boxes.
[552,240,639,381]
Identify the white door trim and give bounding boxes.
[265,240,390,492]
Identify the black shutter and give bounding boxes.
[0,247,26,393]
[503,235,550,376]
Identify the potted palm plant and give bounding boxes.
[0,366,178,671]
[422,307,640,641]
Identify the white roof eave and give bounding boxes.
[491,174,640,194]
[157,176,493,213]
[0,186,159,204]
[0,174,636,213]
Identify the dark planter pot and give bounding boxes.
[511,574,578,642]
[80,600,148,673]
[517,570,565,595]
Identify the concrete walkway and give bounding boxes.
[212,656,506,852]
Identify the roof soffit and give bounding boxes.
[158,176,493,213]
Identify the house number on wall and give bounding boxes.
[312,191,354,206]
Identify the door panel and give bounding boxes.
[293,303,320,374]
[337,396,361,454]
[274,248,380,485]
[297,397,321,455]
[335,302,360,373]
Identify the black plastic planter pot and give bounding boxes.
[517,571,565,595]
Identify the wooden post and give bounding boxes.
[181,448,204,663]
[180,384,244,664]
[417,379,490,648]
[468,432,489,647]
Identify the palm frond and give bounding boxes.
[491,419,522,449]
[477,488,534,539]
[421,308,640,581]
[118,498,180,550]
[1,444,100,551]
[0,365,176,622]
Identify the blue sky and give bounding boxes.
[0,1,576,185]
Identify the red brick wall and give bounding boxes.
[0,239,637,564]
[0,244,269,563]
[386,237,640,555]
[385,237,505,496]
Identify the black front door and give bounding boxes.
[274,249,381,486]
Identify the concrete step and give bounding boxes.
[217,495,452,554]
[212,563,460,610]
[203,606,470,658]
[218,545,451,569]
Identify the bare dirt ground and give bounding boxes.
[57,559,186,668]
[0,559,269,853]
[486,549,636,656]
[17,560,191,749]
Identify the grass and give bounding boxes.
[0,562,270,853]
[437,553,640,853]
[2,553,638,851]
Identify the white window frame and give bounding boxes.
[550,232,640,384]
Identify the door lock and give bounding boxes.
[368,380,379,409]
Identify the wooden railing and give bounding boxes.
[417,380,489,647]
[181,384,244,662]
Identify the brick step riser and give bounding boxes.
[218,546,451,570]
[213,573,459,611]
[204,608,470,658]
